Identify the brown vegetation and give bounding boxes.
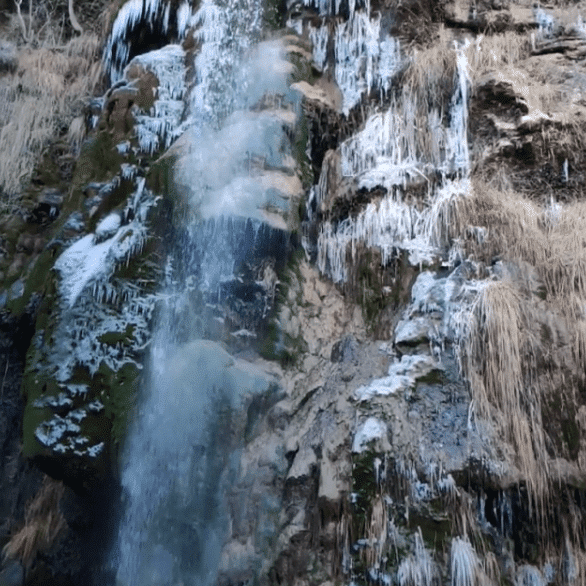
[0,31,102,202]
[2,475,67,568]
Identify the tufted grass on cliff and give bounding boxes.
[0,31,102,200]
[452,182,586,512]
[457,183,586,304]
[460,279,548,510]
[2,475,66,569]
[465,31,531,84]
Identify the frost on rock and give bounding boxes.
[33,170,160,455]
[352,417,387,453]
[54,221,147,308]
[95,213,122,240]
[353,354,440,402]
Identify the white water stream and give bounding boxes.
[109,1,294,584]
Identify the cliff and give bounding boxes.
[1,0,586,585]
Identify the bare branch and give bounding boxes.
[13,0,33,43]
[68,0,84,35]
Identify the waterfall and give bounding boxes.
[109,1,295,584]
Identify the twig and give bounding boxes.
[1,357,9,403]
[14,0,33,43]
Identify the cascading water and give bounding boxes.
[109,1,298,584]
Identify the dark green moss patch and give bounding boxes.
[98,324,135,347]
[351,450,380,537]
[415,369,444,386]
[94,362,140,448]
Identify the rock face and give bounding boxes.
[2,0,586,585]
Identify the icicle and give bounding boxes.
[309,24,329,71]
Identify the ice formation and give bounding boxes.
[317,179,470,282]
[54,218,147,308]
[352,417,387,452]
[450,538,479,586]
[334,12,401,113]
[129,45,187,154]
[353,354,440,402]
[316,30,471,283]
[103,0,194,83]
[397,530,438,586]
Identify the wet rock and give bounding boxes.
[0,42,16,74]
[8,281,23,301]
[330,335,357,363]
[31,189,64,224]
[0,560,23,586]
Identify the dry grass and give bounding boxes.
[457,183,586,304]
[461,280,548,507]
[451,181,586,513]
[404,27,457,107]
[465,32,531,84]
[0,32,102,199]
[2,475,67,568]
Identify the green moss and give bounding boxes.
[408,508,451,552]
[415,370,444,386]
[98,324,135,346]
[292,101,314,190]
[94,362,140,447]
[71,131,124,200]
[22,404,53,458]
[352,450,379,537]
[288,52,317,86]
[6,250,57,316]
[262,0,284,29]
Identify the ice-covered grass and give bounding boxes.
[398,529,438,586]
[317,178,470,283]
[340,42,469,189]
[334,12,401,113]
[450,537,479,586]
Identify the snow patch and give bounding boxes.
[353,354,440,401]
[353,417,387,452]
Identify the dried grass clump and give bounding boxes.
[0,32,102,199]
[404,27,457,103]
[457,183,586,305]
[461,280,547,505]
[453,182,586,508]
[364,496,387,569]
[466,32,531,84]
[2,475,67,568]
